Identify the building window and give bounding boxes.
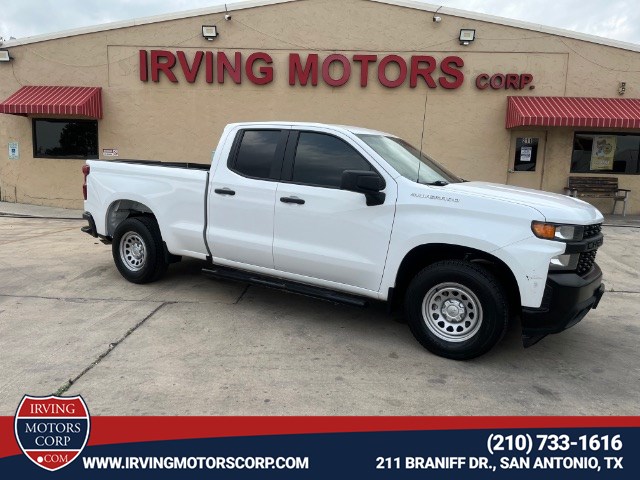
[33,119,98,159]
[571,132,640,174]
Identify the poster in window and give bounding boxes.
[590,135,616,170]
[520,146,532,162]
[513,137,538,171]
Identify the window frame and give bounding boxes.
[281,130,381,189]
[32,118,99,160]
[227,128,290,181]
[570,131,640,175]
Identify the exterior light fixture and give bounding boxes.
[459,29,476,45]
[202,25,218,41]
[618,82,626,96]
[0,49,11,62]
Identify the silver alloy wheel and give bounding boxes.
[421,282,483,342]
[119,231,147,272]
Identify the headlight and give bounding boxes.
[531,221,584,241]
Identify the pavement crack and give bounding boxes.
[0,227,79,245]
[0,293,199,304]
[234,285,250,304]
[53,302,172,396]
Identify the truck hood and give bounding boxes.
[446,181,604,224]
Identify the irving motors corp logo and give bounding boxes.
[14,395,90,471]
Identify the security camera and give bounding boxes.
[224,14,232,21]
[433,15,442,23]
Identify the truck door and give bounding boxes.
[207,128,289,269]
[273,128,396,293]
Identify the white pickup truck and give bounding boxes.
[82,122,605,359]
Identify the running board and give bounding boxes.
[202,266,368,307]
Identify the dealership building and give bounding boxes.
[1,0,640,213]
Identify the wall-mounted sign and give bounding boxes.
[102,148,119,157]
[513,137,539,171]
[138,50,533,91]
[590,135,616,170]
[8,141,19,160]
[476,73,533,90]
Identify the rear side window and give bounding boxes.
[233,130,281,179]
[292,132,372,188]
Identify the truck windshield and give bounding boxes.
[356,134,462,185]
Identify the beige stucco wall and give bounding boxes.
[1,0,640,212]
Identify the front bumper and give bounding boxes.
[521,263,604,347]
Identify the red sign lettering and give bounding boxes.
[475,73,490,89]
[474,72,534,90]
[246,52,273,85]
[439,56,464,89]
[353,54,377,87]
[139,50,148,82]
[218,52,242,84]
[289,53,318,86]
[410,56,437,88]
[378,55,407,88]
[138,49,532,91]
[177,51,203,83]
[322,54,351,87]
[150,50,178,83]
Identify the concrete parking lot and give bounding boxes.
[0,202,638,415]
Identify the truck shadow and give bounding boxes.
[161,258,533,359]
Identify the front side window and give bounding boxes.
[33,119,98,159]
[292,132,372,188]
[232,130,282,179]
[571,132,640,174]
[357,134,461,184]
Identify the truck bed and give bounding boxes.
[85,159,210,259]
[109,159,211,170]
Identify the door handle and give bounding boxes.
[214,188,236,196]
[280,196,305,205]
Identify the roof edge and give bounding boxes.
[2,0,298,48]
[3,0,640,54]
[370,0,640,53]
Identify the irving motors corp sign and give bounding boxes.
[138,50,534,90]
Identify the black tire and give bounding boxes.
[404,260,508,360]
[111,216,168,284]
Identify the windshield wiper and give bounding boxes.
[424,180,449,186]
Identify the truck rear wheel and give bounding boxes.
[112,217,168,284]
[405,260,508,360]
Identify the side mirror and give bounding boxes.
[341,170,386,206]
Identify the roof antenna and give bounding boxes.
[417,91,428,182]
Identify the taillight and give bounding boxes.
[82,164,90,200]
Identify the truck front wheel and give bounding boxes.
[112,217,168,284]
[405,260,509,360]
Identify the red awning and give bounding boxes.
[0,86,102,119]
[506,96,640,129]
